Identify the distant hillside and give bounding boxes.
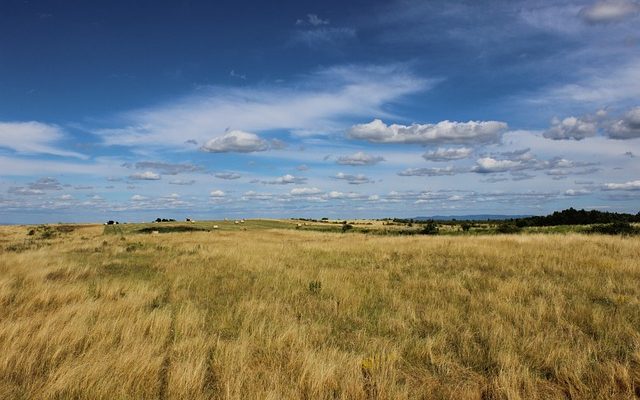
[414,214,532,221]
[413,208,640,225]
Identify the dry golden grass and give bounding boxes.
[0,223,639,399]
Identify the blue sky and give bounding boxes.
[1,0,639,223]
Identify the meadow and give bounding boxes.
[0,221,639,399]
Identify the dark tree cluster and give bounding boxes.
[154,218,176,223]
[513,208,640,227]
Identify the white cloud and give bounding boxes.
[472,157,523,173]
[129,171,161,180]
[543,116,598,140]
[290,187,322,196]
[333,172,373,184]
[348,119,508,145]
[565,189,591,196]
[602,180,640,190]
[336,151,385,166]
[209,190,226,197]
[606,106,640,139]
[131,194,146,201]
[422,147,473,161]
[261,174,307,185]
[201,130,270,153]
[0,121,87,159]
[214,172,242,180]
[579,0,640,23]
[325,191,365,200]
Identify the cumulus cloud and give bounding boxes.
[543,116,598,140]
[214,172,241,180]
[209,190,226,197]
[422,147,473,161]
[261,174,307,185]
[201,130,270,153]
[325,191,366,200]
[348,119,508,145]
[333,172,373,184]
[290,187,322,196]
[129,171,161,180]
[606,106,640,139]
[579,0,639,23]
[602,180,640,190]
[336,151,385,166]
[0,121,86,159]
[131,194,146,201]
[472,158,524,173]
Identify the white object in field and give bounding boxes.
[151,230,160,235]
[213,225,219,229]
[234,220,239,224]
[240,219,245,223]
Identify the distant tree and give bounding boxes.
[461,222,471,232]
[421,220,439,235]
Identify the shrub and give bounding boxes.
[589,222,637,235]
[420,221,439,235]
[341,223,353,233]
[461,222,471,232]
[496,223,521,234]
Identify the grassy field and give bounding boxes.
[1,221,639,399]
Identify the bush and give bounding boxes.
[341,223,353,233]
[496,223,521,234]
[461,222,471,232]
[420,221,439,235]
[589,222,637,235]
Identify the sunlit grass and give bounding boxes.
[1,223,639,399]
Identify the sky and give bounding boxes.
[1,0,639,223]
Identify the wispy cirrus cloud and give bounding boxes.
[96,64,430,150]
[0,121,87,159]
